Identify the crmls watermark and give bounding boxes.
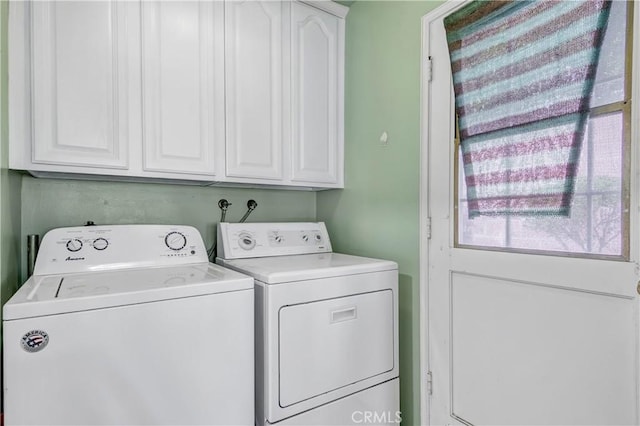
[351,411,402,424]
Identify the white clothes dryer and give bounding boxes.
[217,222,400,426]
[3,224,254,426]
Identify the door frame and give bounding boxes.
[419,1,640,424]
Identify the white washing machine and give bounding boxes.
[216,222,400,426]
[3,224,254,426]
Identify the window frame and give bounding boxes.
[453,0,634,261]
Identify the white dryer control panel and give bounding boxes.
[34,225,208,276]
[217,222,332,259]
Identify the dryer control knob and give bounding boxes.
[238,233,256,251]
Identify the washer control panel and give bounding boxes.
[34,225,208,276]
[217,222,332,259]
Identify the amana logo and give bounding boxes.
[21,330,49,353]
[65,256,85,261]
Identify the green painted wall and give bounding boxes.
[317,1,442,425]
[19,178,316,281]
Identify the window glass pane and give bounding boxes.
[590,192,622,254]
[456,1,629,259]
[458,112,625,257]
[458,199,507,248]
[592,0,627,107]
[510,195,590,253]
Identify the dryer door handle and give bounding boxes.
[330,306,357,324]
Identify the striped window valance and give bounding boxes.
[445,0,611,217]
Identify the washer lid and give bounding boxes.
[3,263,253,320]
[216,253,397,284]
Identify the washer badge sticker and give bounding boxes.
[21,330,49,353]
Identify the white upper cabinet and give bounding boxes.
[290,2,343,185]
[225,1,284,181]
[30,1,131,169]
[141,1,224,176]
[9,0,347,189]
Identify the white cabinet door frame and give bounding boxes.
[290,1,343,185]
[30,1,130,169]
[141,1,223,176]
[225,0,284,181]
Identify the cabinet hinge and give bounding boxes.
[426,56,433,82]
[426,217,432,240]
[427,371,433,396]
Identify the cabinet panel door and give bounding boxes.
[141,1,223,176]
[225,1,283,180]
[290,2,341,184]
[31,1,129,169]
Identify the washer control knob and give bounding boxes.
[93,237,109,251]
[238,233,256,250]
[66,239,83,252]
[301,234,309,242]
[314,234,323,243]
[274,235,283,244]
[165,232,187,251]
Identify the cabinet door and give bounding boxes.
[31,1,130,169]
[290,2,342,184]
[141,1,223,176]
[225,1,283,180]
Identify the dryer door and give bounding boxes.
[279,289,394,406]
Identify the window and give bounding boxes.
[455,0,632,259]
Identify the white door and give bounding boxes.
[225,0,283,181]
[30,1,131,169]
[290,2,342,185]
[421,1,640,425]
[141,1,223,176]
